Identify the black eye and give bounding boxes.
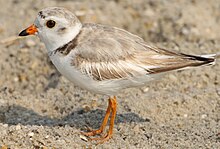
[46,20,56,28]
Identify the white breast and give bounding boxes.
[49,52,91,87]
[48,52,114,95]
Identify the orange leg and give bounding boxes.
[81,96,117,143]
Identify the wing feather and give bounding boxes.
[71,23,214,81]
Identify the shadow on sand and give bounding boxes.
[0,105,150,130]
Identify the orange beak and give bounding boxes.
[19,24,38,36]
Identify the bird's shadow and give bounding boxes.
[0,71,149,129]
[0,105,149,130]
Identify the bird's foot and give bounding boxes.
[89,132,113,144]
[80,96,117,144]
[80,128,103,136]
[81,129,112,144]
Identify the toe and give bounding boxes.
[81,129,103,136]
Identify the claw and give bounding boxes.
[89,132,113,144]
[80,129,103,136]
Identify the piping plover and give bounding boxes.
[19,7,218,143]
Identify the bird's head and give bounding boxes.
[19,7,82,51]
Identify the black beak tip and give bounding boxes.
[19,30,29,36]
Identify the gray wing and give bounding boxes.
[71,23,214,81]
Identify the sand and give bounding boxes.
[0,0,219,148]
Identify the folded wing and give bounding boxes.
[71,24,215,81]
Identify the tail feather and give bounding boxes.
[183,53,216,66]
[149,52,217,74]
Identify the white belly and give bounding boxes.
[49,53,158,96]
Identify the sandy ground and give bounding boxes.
[0,0,220,148]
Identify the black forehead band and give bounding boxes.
[38,11,46,19]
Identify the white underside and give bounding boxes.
[49,51,160,96]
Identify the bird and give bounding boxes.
[19,7,218,143]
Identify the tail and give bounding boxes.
[148,48,218,74]
[184,53,217,66]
